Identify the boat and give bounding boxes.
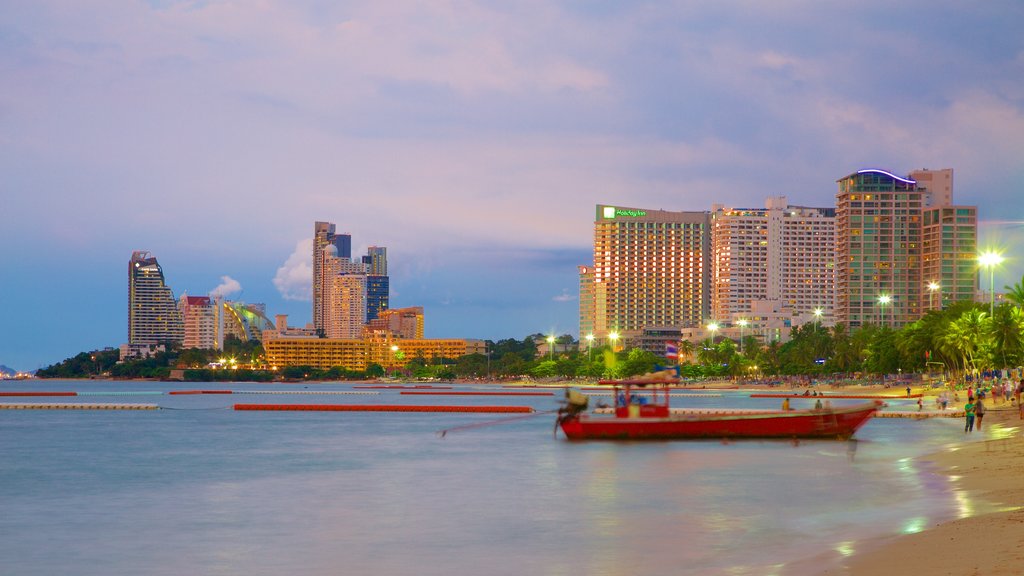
[556,382,881,441]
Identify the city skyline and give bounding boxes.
[4,1,1024,370]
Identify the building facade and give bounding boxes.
[179,295,219,349]
[312,221,352,334]
[711,197,836,327]
[580,205,711,346]
[363,246,389,322]
[128,251,184,346]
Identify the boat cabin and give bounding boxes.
[613,384,671,418]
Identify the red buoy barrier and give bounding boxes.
[169,390,234,395]
[398,391,554,396]
[233,404,533,413]
[750,393,922,399]
[0,391,77,397]
[353,385,453,390]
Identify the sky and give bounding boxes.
[3,1,1024,371]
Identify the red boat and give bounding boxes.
[557,383,881,441]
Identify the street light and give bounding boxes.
[979,251,1004,316]
[608,331,620,352]
[546,335,556,361]
[877,295,891,328]
[927,281,940,312]
[390,345,399,374]
[736,319,748,353]
[585,333,594,361]
[813,307,824,334]
[707,322,719,343]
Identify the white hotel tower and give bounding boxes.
[711,197,836,328]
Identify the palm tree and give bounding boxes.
[1004,275,1024,308]
[941,309,990,375]
[990,304,1024,368]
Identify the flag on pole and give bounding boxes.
[665,341,678,360]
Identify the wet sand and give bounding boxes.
[826,402,1024,575]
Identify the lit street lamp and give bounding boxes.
[585,333,594,361]
[927,281,940,312]
[608,331,620,352]
[707,322,719,343]
[877,295,891,328]
[979,251,1004,316]
[390,345,399,375]
[736,319,748,353]
[546,335,556,361]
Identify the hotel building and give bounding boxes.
[835,168,976,328]
[313,221,352,334]
[711,197,836,328]
[915,169,978,311]
[580,205,710,347]
[128,251,184,346]
[179,295,219,349]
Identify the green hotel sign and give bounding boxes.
[602,206,647,219]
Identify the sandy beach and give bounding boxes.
[824,399,1024,575]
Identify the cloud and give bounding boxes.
[273,239,313,301]
[553,289,576,303]
[209,275,242,299]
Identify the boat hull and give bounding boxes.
[560,402,880,441]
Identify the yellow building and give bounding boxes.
[265,334,473,371]
[264,337,368,371]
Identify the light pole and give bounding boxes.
[585,333,594,362]
[390,345,399,376]
[736,319,748,354]
[608,331,620,352]
[813,307,824,334]
[546,335,556,361]
[707,322,719,344]
[877,295,891,328]
[927,281,940,312]
[979,251,1004,316]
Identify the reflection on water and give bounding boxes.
[0,381,1010,576]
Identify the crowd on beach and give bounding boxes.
[959,373,1024,433]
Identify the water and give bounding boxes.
[0,380,991,575]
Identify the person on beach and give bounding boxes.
[782,397,791,411]
[964,398,975,433]
[975,396,986,430]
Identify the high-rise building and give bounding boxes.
[179,295,219,349]
[914,169,978,311]
[711,197,836,326]
[128,251,184,345]
[836,167,977,327]
[578,265,595,343]
[313,222,352,334]
[362,246,389,321]
[581,205,710,346]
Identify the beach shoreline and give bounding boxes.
[822,402,1024,575]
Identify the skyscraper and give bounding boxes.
[914,169,977,311]
[313,222,352,335]
[128,251,184,345]
[362,246,389,321]
[711,197,836,324]
[581,205,710,346]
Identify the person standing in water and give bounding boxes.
[964,398,976,433]
[975,395,986,430]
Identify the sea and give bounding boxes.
[0,380,1003,576]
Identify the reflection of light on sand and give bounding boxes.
[834,541,856,557]
[948,477,975,519]
[986,423,1017,440]
[901,516,927,534]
